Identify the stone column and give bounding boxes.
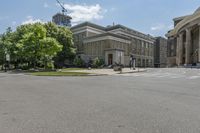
[179,33,184,65]
[199,26,200,63]
[176,35,180,65]
[185,28,192,64]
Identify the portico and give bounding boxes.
[166,7,200,66]
[176,26,200,66]
[105,49,124,65]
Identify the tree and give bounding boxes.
[1,22,74,70]
[39,37,62,69]
[0,27,14,69]
[14,24,42,68]
[16,23,63,69]
[16,23,46,68]
[0,35,5,68]
[45,22,76,66]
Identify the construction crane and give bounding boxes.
[56,0,68,15]
[53,0,72,27]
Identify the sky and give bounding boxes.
[0,0,200,37]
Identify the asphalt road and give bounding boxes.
[0,68,200,133]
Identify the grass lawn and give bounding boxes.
[62,68,86,71]
[30,71,90,76]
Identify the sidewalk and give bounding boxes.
[68,68,147,76]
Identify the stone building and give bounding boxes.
[52,13,72,27]
[166,7,200,66]
[154,37,168,67]
[71,22,155,67]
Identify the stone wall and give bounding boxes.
[73,32,87,53]
[154,37,167,67]
[72,22,155,67]
[167,57,176,67]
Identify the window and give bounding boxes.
[142,41,144,47]
[146,43,148,48]
[171,44,174,50]
[137,59,141,67]
[146,59,149,67]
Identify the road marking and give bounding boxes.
[117,72,187,79]
[188,76,200,79]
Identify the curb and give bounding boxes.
[117,70,147,74]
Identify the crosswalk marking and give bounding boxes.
[188,76,200,79]
[115,71,200,80]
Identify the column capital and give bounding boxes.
[176,32,184,38]
[186,28,192,32]
[179,32,184,37]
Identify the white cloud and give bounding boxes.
[151,24,165,31]
[22,16,45,25]
[62,3,105,24]
[151,23,173,31]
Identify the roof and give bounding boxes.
[172,7,200,22]
[106,24,154,39]
[71,22,105,30]
[173,15,191,22]
[166,7,200,37]
[71,21,155,42]
[195,7,200,13]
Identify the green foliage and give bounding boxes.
[16,23,48,67]
[73,57,85,67]
[31,71,89,76]
[40,37,62,69]
[0,22,75,70]
[0,45,4,66]
[46,61,55,70]
[0,35,4,65]
[92,57,104,68]
[45,22,76,65]
[0,28,14,65]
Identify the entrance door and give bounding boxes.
[108,54,113,65]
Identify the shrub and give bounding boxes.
[46,61,55,70]
[73,57,85,67]
[92,57,104,68]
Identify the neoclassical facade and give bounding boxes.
[154,37,168,68]
[166,7,200,66]
[71,22,155,67]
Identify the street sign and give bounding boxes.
[6,54,10,61]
